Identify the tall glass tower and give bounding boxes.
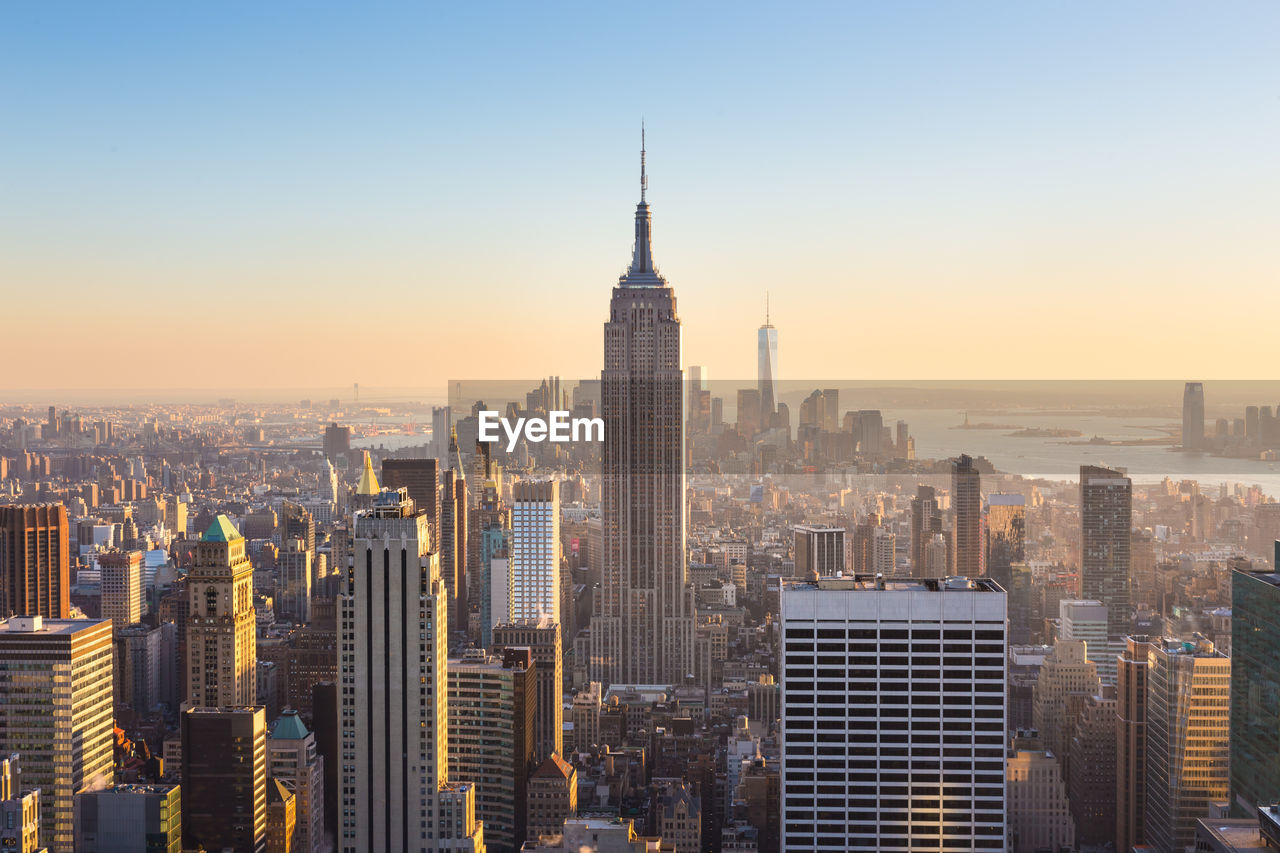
[590,131,694,685]
[757,299,777,425]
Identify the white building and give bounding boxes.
[1058,599,1118,685]
[780,575,1006,852]
[338,490,483,853]
[511,479,561,622]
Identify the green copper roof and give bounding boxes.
[202,514,243,543]
[271,710,309,740]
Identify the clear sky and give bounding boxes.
[3,2,1278,394]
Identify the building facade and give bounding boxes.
[181,706,268,853]
[186,515,257,707]
[1229,568,1280,817]
[0,504,70,619]
[510,479,561,623]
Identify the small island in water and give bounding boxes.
[1007,427,1084,438]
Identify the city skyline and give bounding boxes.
[4,3,1280,390]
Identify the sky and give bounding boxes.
[2,2,1279,395]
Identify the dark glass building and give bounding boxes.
[1230,565,1280,817]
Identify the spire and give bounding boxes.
[625,123,661,283]
[355,450,379,496]
[766,291,770,326]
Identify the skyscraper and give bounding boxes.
[510,479,561,623]
[1080,465,1132,640]
[1229,567,1280,817]
[268,710,325,853]
[590,132,694,686]
[440,448,470,634]
[779,575,1006,851]
[909,485,943,574]
[98,549,143,628]
[338,489,483,852]
[757,300,777,423]
[493,618,564,762]
[382,457,439,544]
[74,783,183,853]
[1117,635,1153,853]
[952,454,982,578]
[474,477,510,649]
[182,706,267,853]
[792,525,845,578]
[0,503,70,618]
[0,617,113,853]
[186,515,257,707]
[1144,637,1231,853]
[1182,381,1205,449]
[984,493,1025,590]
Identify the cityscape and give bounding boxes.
[4,4,1280,853]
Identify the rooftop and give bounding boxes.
[270,710,310,740]
[784,575,1003,593]
[202,514,243,543]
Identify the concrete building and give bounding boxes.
[792,526,845,579]
[526,754,577,841]
[0,616,113,853]
[492,618,563,761]
[951,454,982,578]
[113,622,162,712]
[657,782,700,853]
[266,779,296,853]
[276,538,312,624]
[0,755,42,853]
[338,490,484,852]
[1067,688,1118,847]
[511,479,561,623]
[186,515,257,707]
[1005,732,1075,853]
[1145,636,1231,853]
[448,647,535,853]
[73,784,182,853]
[779,575,1006,851]
[181,706,267,853]
[1058,598,1117,684]
[1080,465,1132,640]
[268,710,324,853]
[1031,638,1100,769]
[1117,634,1153,853]
[0,504,70,619]
[97,549,142,628]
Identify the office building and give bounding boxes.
[590,135,695,686]
[338,490,484,852]
[779,575,1006,851]
[758,305,777,421]
[266,779,296,853]
[474,478,510,648]
[0,504,70,618]
[182,706,267,853]
[909,485,943,574]
[277,538,312,624]
[1058,598,1116,684]
[381,457,439,543]
[74,784,182,853]
[186,515,257,707]
[526,754,577,842]
[440,459,469,633]
[268,711,324,853]
[98,549,143,628]
[951,454,982,577]
[792,526,844,578]
[0,616,113,853]
[1067,688,1117,847]
[447,647,535,853]
[1145,636,1231,853]
[1117,634,1153,853]
[1230,568,1280,817]
[322,423,350,460]
[1,755,41,853]
[1031,638,1100,769]
[1080,465,1132,640]
[1006,733,1075,853]
[114,622,162,712]
[1183,381,1206,449]
[984,493,1025,590]
[511,479,561,623]
[493,618,564,761]
[658,782,700,853]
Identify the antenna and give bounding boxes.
[640,120,648,203]
[766,291,770,326]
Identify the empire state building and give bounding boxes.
[589,133,694,685]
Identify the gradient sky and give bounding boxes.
[3,2,1278,394]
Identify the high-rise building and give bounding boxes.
[440,458,470,634]
[0,616,114,853]
[474,478,510,649]
[493,618,564,762]
[322,423,351,460]
[792,526,844,578]
[114,622,163,713]
[590,133,694,686]
[779,575,1006,851]
[1230,567,1280,817]
[338,490,484,852]
[0,503,70,618]
[186,516,257,707]
[1005,732,1075,853]
[280,501,316,557]
[1031,638,1100,769]
[1080,465,1132,640]
[1117,634,1153,853]
[74,783,182,853]
[951,454,982,578]
[447,647,535,853]
[1145,637,1232,853]
[1,754,41,853]
[182,706,267,853]
[266,779,296,853]
[1183,381,1206,449]
[1058,598,1114,683]
[1067,688,1118,847]
[909,485,943,574]
[277,538,312,624]
[268,710,325,853]
[98,549,143,628]
[381,458,439,544]
[511,480,561,623]
[984,493,1025,590]
[757,305,777,422]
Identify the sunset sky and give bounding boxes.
[3,2,1278,395]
